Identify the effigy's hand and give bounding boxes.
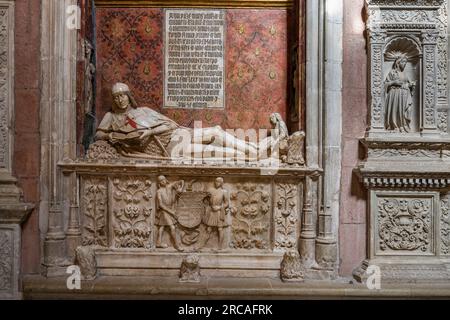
[108,133,119,144]
[139,129,153,140]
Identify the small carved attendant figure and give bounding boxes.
[198,177,231,250]
[258,113,289,158]
[384,52,416,133]
[155,175,184,251]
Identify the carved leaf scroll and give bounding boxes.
[82,178,108,247]
[112,177,152,249]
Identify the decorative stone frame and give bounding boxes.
[366,0,447,137]
[356,0,450,283]
[39,0,344,284]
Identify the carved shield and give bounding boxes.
[176,192,207,229]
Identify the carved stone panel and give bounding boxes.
[229,183,271,250]
[274,182,301,251]
[111,177,153,249]
[0,3,13,171]
[81,177,108,247]
[0,229,13,292]
[374,192,437,256]
[441,196,450,255]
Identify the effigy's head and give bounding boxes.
[111,82,138,112]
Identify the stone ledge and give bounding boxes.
[22,275,450,299]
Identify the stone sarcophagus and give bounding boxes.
[61,161,321,279]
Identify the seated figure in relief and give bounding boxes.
[94,83,258,161]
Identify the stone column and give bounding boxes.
[302,0,322,267]
[40,0,79,275]
[315,0,342,271]
[0,0,34,299]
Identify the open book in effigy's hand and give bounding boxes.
[110,131,143,143]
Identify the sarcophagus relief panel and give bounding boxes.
[79,173,303,253]
[440,194,450,256]
[111,177,153,249]
[81,177,109,247]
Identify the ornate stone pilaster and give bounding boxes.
[355,0,450,283]
[422,30,439,134]
[0,1,34,299]
[367,30,387,132]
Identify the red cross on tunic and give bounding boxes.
[126,116,138,129]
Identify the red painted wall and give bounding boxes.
[14,0,41,274]
[95,8,292,130]
[339,0,368,276]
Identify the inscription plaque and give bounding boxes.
[164,9,225,109]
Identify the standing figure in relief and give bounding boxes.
[384,52,416,133]
[197,177,231,250]
[155,175,184,251]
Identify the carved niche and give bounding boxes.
[366,0,448,135]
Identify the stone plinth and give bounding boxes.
[0,173,34,300]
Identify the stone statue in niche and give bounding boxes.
[94,83,258,161]
[384,52,416,133]
[89,82,306,165]
[82,40,97,152]
[196,177,232,250]
[155,175,184,251]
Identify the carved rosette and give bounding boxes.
[81,178,108,247]
[377,197,432,253]
[230,183,270,250]
[441,198,450,255]
[112,177,152,249]
[0,231,12,291]
[274,183,299,251]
